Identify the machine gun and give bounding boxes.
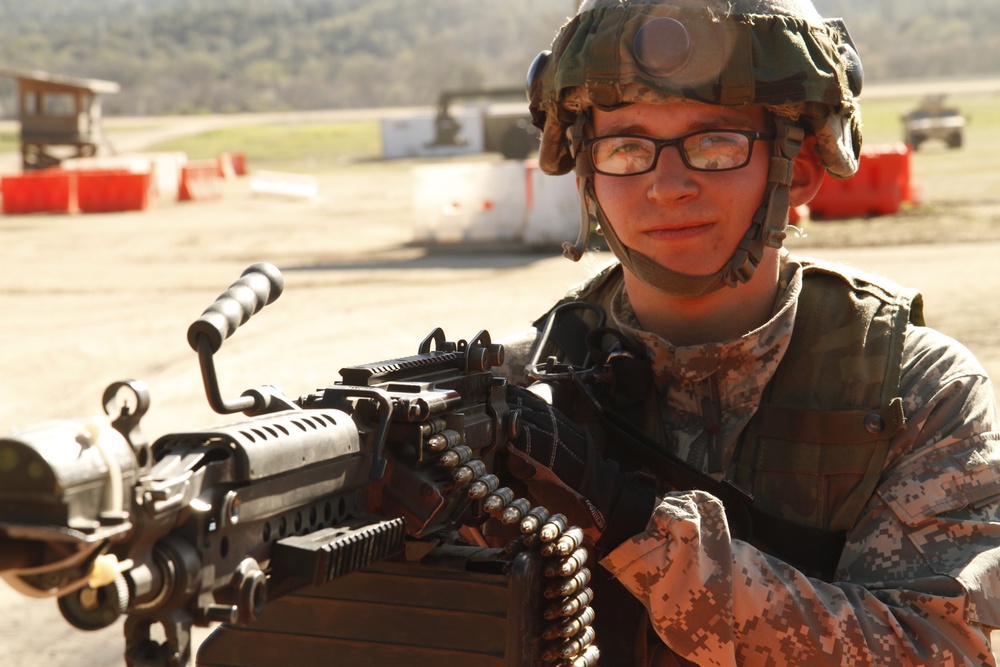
[0,264,598,667]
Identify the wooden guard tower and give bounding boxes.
[0,68,120,170]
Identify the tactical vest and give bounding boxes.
[533,257,924,568]
[530,258,923,664]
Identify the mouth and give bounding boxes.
[643,221,715,240]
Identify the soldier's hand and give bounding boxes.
[507,384,592,490]
[506,384,656,549]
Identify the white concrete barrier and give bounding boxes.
[412,160,525,243]
[411,158,579,246]
[381,108,485,159]
[524,160,579,246]
[249,170,318,199]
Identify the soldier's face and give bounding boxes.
[591,101,773,279]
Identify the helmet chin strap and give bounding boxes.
[569,117,804,299]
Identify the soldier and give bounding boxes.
[500,0,1000,664]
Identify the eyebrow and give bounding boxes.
[598,115,760,137]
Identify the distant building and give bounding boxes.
[0,68,119,170]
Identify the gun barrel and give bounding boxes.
[0,421,138,546]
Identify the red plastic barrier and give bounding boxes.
[809,144,912,220]
[77,170,151,213]
[179,160,225,201]
[1,169,79,214]
[229,152,247,176]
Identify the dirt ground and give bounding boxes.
[1,131,999,666]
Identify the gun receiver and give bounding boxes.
[0,263,599,667]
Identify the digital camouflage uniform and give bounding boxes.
[515,0,1000,663]
[499,253,1000,664]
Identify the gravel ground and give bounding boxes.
[1,124,999,665]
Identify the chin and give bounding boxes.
[648,254,731,278]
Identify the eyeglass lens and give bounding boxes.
[590,131,756,175]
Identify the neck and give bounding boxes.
[622,249,782,346]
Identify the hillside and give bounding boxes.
[813,0,1000,80]
[0,0,997,117]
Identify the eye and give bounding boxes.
[684,132,749,169]
[598,137,652,158]
[591,137,656,174]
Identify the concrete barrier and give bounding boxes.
[412,160,527,243]
[411,159,579,246]
[248,171,318,199]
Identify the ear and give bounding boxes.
[789,135,826,207]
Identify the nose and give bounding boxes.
[647,144,698,204]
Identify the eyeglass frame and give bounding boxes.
[581,129,777,176]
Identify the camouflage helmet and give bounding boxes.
[526,0,865,297]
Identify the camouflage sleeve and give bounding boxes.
[602,326,1000,665]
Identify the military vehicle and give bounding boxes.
[902,94,964,150]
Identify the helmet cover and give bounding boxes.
[528,0,863,180]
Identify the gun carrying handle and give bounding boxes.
[186,263,284,354]
[194,335,259,415]
[186,263,284,416]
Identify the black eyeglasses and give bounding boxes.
[583,130,776,176]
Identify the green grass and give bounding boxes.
[854,92,1000,205]
[858,92,1000,143]
[148,121,383,172]
[0,132,18,153]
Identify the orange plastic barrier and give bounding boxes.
[179,160,225,201]
[77,170,151,213]
[809,143,912,220]
[1,169,79,214]
[230,152,247,176]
